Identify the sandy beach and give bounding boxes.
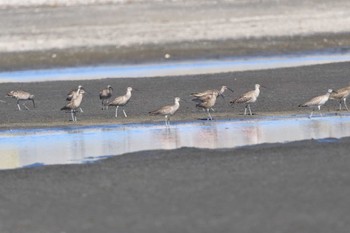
[1,0,350,232]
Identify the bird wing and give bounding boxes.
[231,95,252,104]
[149,105,173,115]
[108,95,126,106]
[61,101,74,110]
[66,88,79,101]
[230,90,254,104]
[191,89,216,97]
[302,95,326,107]
[331,86,350,99]
[192,94,212,103]
[99,89,108,99]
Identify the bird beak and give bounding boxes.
[227,87,234,93]
[133,88,139,91]
[261,85,267,89]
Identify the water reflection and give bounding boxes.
[1,115,350,170]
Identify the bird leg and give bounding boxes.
[79,107,84,113]
[115,106,119,118]
[207,109,213,120]
[16,100,21,111]
[248,104,253,116]
[70,110,75,121]
[23,101,30,110]
[123,109,128,118]
[318,105,323,117]
[338,100,342,111]
[164,115,171,127]
[101,100,105,110]
[32,99,36,108]
[244,106,247,115]
[309,108,314,119]
[344,98,349,111]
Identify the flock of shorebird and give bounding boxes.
[3,83,350,125]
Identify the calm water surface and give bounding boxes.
[0,115,349,170]
[1,49,350,82]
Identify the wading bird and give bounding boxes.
[230,84,262,115]
[191,85,234,98]
[6,90,35,110]
[149,97,180,126]
[99,85,113,110]
[66,85,84,112]
[329,85,350,111]
[298,89,337,118]
[107,87,133,118]
[193,92,218,120]
[61,88,86,121]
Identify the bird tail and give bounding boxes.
[149,110,159,115]
[190,93,200,97]
[191,97,203,103]
[298,104,306,107]
[61,106,69,111]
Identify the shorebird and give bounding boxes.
[107,87,133,118]
[230,84,262,115]
[6,90,35,110]
[99,85,113,110]
[66,85,84,113]
[298,89,337,118]
[329,85,350,111]
[149,97,180,126]
[61,88,86,121]
[191,85,234,98]
[193,92,218,120]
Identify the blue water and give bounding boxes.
[1,114,350,170]
[1,49,350,83]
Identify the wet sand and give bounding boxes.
[1,61,350,232]
[1,138,350,232]
[1,61,350,129]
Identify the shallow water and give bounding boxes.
[0,114,350,170]
[1,49,350,83]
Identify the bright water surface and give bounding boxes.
[1,49,350,82]
[1,115,350,170]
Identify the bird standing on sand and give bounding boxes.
[149,97,180,126]
[230,84,262,116]
[66,85,84,113]
[329,85,350,111]
[99,85,113,110]
[298,89,337,118]
[107,87,133,118]
[6,90,35,110]
[193,92,218,120]
[61,88,86,121]
[191,85,234,98]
